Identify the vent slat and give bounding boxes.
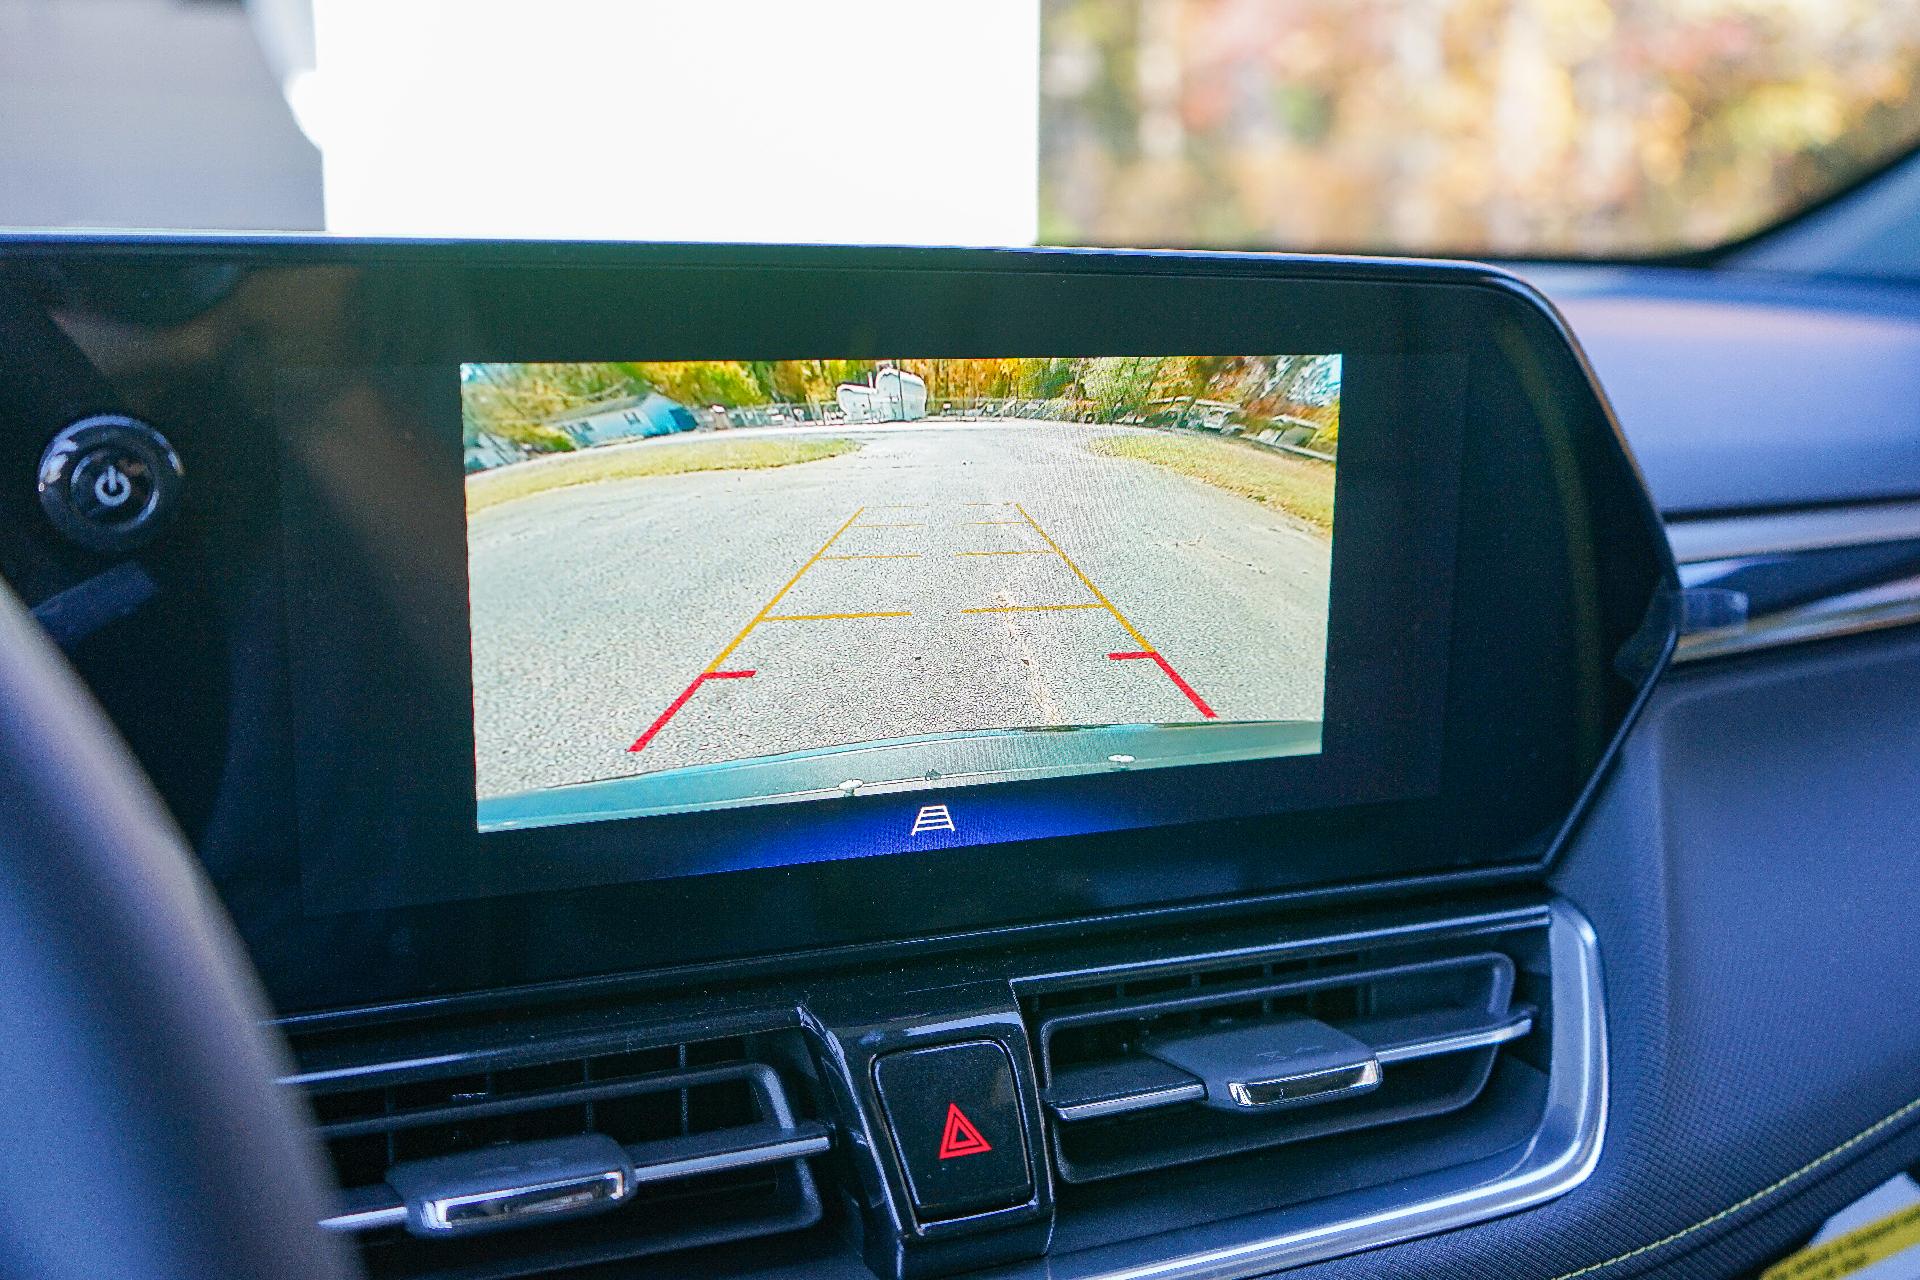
[318,1062,769,1142]
[1025,947,1535,1183]
[299,1033,827,1280]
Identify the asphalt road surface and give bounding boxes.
[468,421,1332,799]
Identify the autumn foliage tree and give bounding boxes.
[464,355,1341,455]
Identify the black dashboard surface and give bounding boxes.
[1535,265,1920,516]
[1263,266,1920,1276]
[1284,625,1920,1280]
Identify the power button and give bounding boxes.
[37,416,184,554]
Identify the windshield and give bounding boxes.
[5,0,1919,256]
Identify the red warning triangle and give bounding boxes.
[936,1102,993,1160]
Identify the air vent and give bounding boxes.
[1024,939,1537,1184]
[298,1032,829,1280]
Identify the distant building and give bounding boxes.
[466,391,701,472]
[549,392,699,446]
[837,367,927,423]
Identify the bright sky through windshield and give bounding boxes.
[309,0,1039,244]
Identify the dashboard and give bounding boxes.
[10,240,1920,1280]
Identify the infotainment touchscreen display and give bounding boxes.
[261,245,1628,998]
[462,355,1341,837]
[289,325,1453,916]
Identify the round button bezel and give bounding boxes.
[36,415,185,554]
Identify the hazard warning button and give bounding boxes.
[873,1040,1034,1220]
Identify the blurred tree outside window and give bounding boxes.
[1038,0,1920,255]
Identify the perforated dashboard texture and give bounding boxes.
[1283,628,1920,1280]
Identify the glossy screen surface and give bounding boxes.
[461,355,1340,842]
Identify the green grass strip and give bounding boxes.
[1085,431,1334,533]
[466,436,861,514]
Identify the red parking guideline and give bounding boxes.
[627,669,756,753]
[1107,651,1216,719]
[626,506,870,754]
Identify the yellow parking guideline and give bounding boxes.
[704,506,865,671]
[764,611,913,621]
[960,603,1105,614]
[1012,502,1153,651]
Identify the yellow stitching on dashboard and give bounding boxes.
[1547,1094,1920,1280]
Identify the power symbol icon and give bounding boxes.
[38,416,182,553]
[93,464,134,509]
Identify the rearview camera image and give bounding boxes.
[463,355,1339,832]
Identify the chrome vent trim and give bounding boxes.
[1030,941,1532,1183]
[292,1032,830,1276]
[1668,506,1920,662]
[1666,500,1920,563]
[1051,1079,1208,1124]
[1675,572,1920,662]
[1375,1007,1534,1063]
[1017,898,1606,1280]
[318,1115,831,1234]
[1041,995,1535,1130]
